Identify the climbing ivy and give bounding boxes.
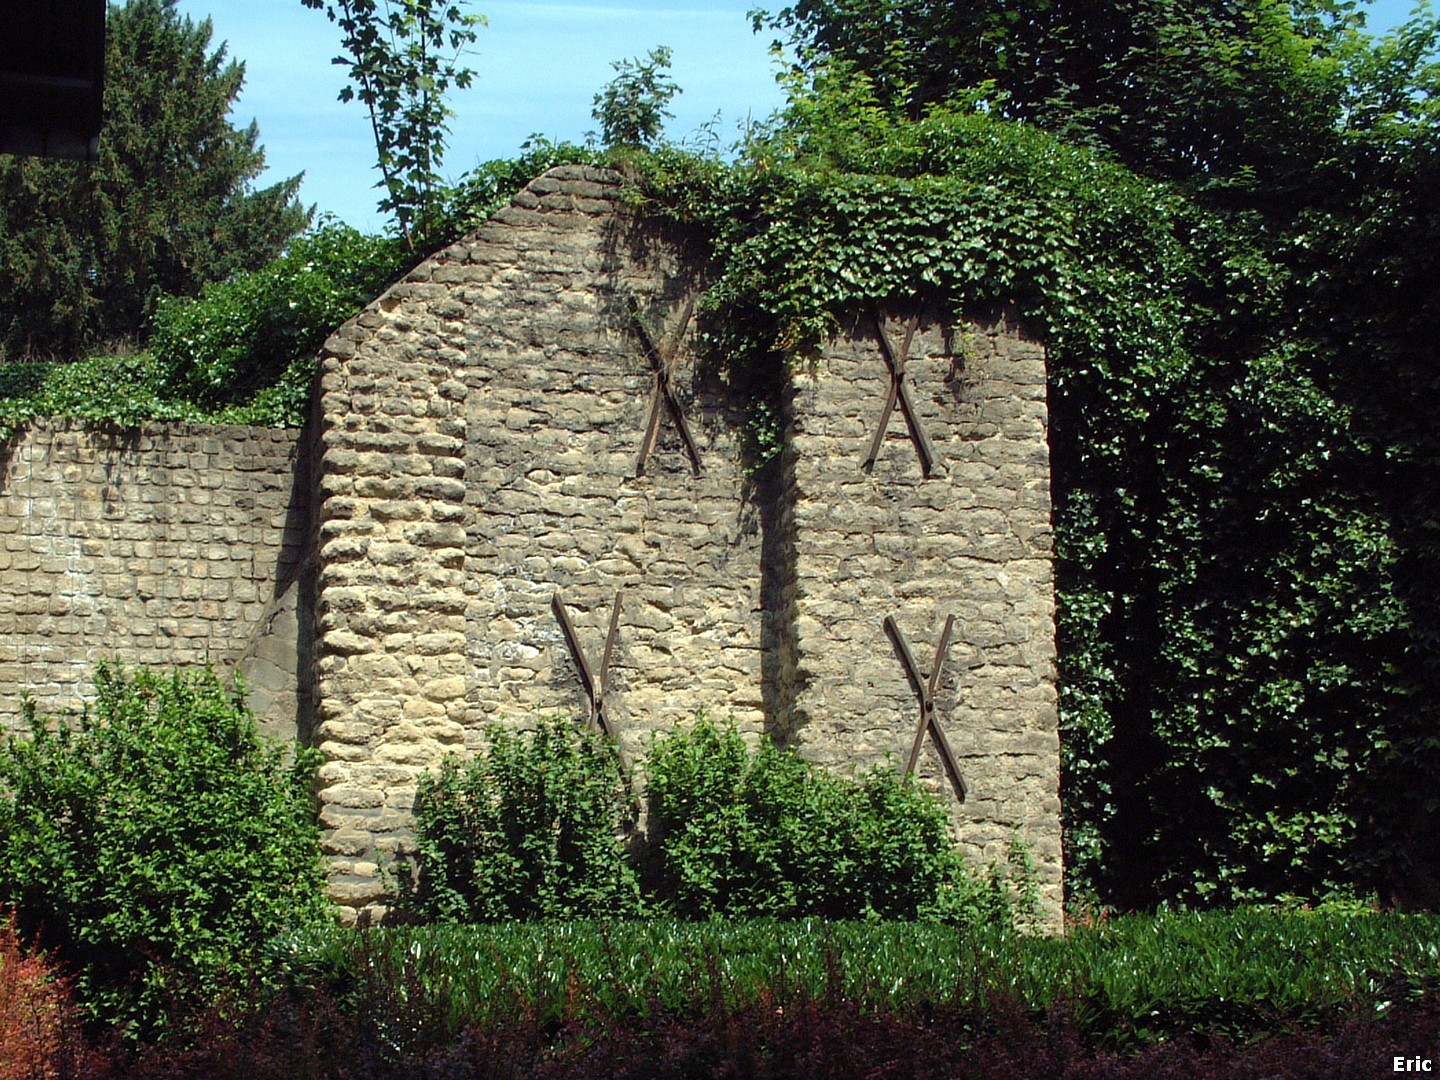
[622,69,1408,908]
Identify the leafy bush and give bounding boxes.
[644,714,1015,922]
[400,712,1017,925]
[401,717,643,922]
[149,220,407,412]
[0,664,330,1039]
[247,909,1440,1070]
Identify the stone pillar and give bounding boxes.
[785,307,1063,927]
[311,297,472,919]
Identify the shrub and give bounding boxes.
[0,663,331,1039]
[644,714,1015,921]
[398,712,1019,926]
[149,220,407,412]
[162,911,1440,1077]
[401,718,643,922]
[0,914,99,1080]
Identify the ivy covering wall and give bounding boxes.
[622,80,1428,908]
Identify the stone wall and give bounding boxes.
[0,167,1063,928]
[0,420,313,742]
[311,165,1063,926]
[310,169,767,911]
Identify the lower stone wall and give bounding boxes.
[0,420,313,740]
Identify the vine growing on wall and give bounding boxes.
[618,61,1412,909]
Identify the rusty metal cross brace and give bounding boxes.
[863,308,941,478]
[884,613,967,802]
[552,591,623,738]
[630,293,703,478]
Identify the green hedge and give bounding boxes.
[271,909,1440,1045]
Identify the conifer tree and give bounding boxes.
[0,0,308,358]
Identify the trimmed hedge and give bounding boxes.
[269,909,1440,1044]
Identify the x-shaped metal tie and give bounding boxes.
[630,293,703,478]
[552,591,623,737]
[884,613,967,802]
[863,308,940,478]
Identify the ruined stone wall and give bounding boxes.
[312,165,1063,926]
[311,167,766,913]
[0,420,313,741]
[0,171,1063,926]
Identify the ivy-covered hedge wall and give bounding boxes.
[624,83,1419,908]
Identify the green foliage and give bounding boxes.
[0,0,308,359]
[591,46,682,149]
[0,220,405,436]
[729,7,1440,907]
[0,354,203,440]
[735,6,1440,901]
[399,712,1013,925]
[755,0,1435,204]
[621,36,1426,907]
[0,145,610,433]
[0,664,330,1039]
[275,908,1440,1044]
[301,0,485,247]
[402,717,643,922]
[150,219,407,411]
[643,714,1017,922]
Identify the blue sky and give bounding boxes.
[175,0,1430,233]
[174,0,788,230]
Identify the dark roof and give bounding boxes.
[0,0,105,160]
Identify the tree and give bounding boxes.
[0,664,329,1037]
[741,0,1440,907]
[0,0,309,359]
[756,0,1424,209]
[301,0,484,248]
[591,46,682,149]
